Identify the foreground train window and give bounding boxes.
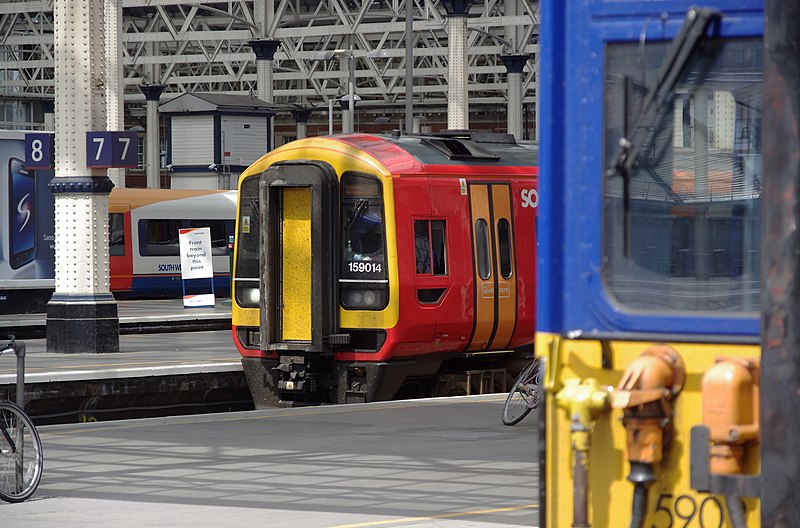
[603,38,762,313]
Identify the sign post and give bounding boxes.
[178,227,216,308]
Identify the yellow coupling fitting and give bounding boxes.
[702,357,760,475]
[555,378,612,451]
[612,344,686,465]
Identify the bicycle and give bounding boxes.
[501,358,543,426]
[0,336,43,503]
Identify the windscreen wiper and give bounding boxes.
[248,199,260,222]
[609,6,722,255]
[344,199,369,232]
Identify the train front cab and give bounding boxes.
[538,2,763,527]
[232,147,392,406]
[232,134,537,406]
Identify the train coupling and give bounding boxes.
[273,355,315,392]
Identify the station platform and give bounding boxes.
[3,394,540,528]
[0,298,233,339]
[0,299,245,424]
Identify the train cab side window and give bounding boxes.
[497,218,512,279]
[109,213,125,256]
[414,220,447,275]
[236,176,261,280]
[431,221,447,274]
[415,220,448,275]
[414,221,431,274]
[235,175,260,308]
[475,219,491,280]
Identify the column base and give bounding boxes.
[46,294,120,353]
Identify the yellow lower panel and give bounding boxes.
[537,332,760,528]
[281,188,311,341]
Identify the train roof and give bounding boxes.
[109,189,236,211]
[343,131,538,170]
[242,132,538,181]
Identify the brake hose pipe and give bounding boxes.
[726,495,747,528]
[627,462,656,528]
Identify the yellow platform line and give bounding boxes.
[327,503,538,528]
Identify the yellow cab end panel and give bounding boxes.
[536,332,760,528]
[238,137,400,330]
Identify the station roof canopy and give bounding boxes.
[158,92,297,115]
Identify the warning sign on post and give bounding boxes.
[179,227,215,307]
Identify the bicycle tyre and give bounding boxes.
[0,401,43,503]
[502,359,542,426]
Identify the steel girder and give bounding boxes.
[0,0,539,113]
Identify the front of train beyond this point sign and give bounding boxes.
[537,1,764,527]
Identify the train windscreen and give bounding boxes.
[235,175,261,307]
[340,172,388,310]
[603,37,763,314]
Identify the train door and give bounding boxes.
[257,161,339,356]
[467,182,518,351]
[108,208,132,292]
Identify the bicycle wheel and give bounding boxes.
[0,401,43,503]
[502,359,543,426]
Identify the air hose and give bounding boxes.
[628,483,648,528]
[627,462,655,528]
[726,496,747,528]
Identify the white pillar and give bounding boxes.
[340,56,353,134]
[48,0,119,353]
[293,108,312,139]
[147,99,159,187]
[43,100,55,130]
[264,65,274,148]
[501,54,528,141]
[139,85,165,189]
[249,39,280,151]
[105,0,125,188]
[447,15,469,130]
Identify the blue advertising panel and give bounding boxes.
[0,132,56,314]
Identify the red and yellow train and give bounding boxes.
[231,131,538,406]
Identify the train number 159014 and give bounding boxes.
[348,261,382,274]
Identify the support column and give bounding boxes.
[339,96,357,134]
[443,1,472,130]
[105,0,125,188]
[340,55,356,134]
[139,84,165,189]
[48,0,119,354]
[42,100,54,130]
[501,54,528,141]
[292,108,313,139]
[248,39,281,151]
[405,0,414,134]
